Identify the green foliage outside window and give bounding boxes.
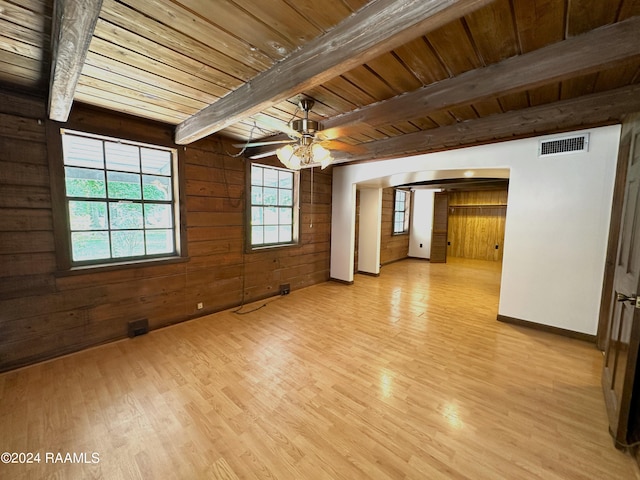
[62,131,177,264]
[250,164,296,247]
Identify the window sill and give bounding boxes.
[55,255,190,277]
[248,242,299,253]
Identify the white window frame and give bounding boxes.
[393,189,410,235]
[59,129,181,267]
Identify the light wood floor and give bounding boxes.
[1,258,639,479]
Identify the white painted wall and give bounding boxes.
[358,188,382,274]
[330,126,621,335]
[408,189,435,259]
[330,174,356,283]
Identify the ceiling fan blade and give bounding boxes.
[253,113,301,138]
[232,139,295,148]
[248,149,278,160]
[315,130,332,141]
[320,139,367,154]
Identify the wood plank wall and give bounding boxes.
[380,187,410,265]
[0,91,331,372]
[431,192,449,263]
[446,189,508,261]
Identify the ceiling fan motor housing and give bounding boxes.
[277,97,333,170]
[291,118,320,135]
[290,97,322,136]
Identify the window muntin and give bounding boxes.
[61,131,179,265]
[250,164,297,247]
[393,189,410,234]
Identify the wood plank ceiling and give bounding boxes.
[1,0,640,164]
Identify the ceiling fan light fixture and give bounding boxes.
[312,143,329,160]
[274,98,334,171]
[276,142,332,170]
[320,155,332,170]
[276,144,295,168]
[289,150,301,170]
[312,143,332,169]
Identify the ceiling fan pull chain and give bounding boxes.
[310,166,314,229]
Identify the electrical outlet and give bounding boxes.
[197,302,203,310]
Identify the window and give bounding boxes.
[250,163,298,248]
[393,189,410,234]
[60,130,179,266]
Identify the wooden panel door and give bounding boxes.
[602,119,640,449]
[430,192,448,263]
[598,128,635,351]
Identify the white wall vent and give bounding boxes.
[538,133,589,157]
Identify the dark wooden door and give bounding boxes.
[430,192,448,263]
[602,118,640,449]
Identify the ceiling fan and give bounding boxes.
[234,98,333,170]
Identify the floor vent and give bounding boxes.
[539,134,589,157]
[128,318,149,338]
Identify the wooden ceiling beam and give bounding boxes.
[174,0,494,144]
[321,15,640,137]
[48,0,103,122]
[245,15,640,158]
[332,84,640,162]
